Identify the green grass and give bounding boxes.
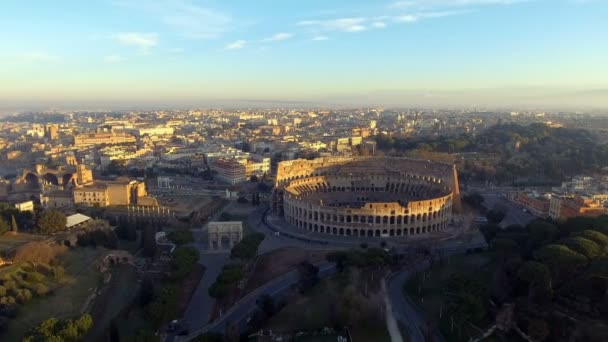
[404,252,495,342]
[2,248,107,341]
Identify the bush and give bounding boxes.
[52,266,65,280]
[209,264,244,299]
[15,288,32,303]
[230,233,265,260]
[0,286,6,296]
[33,283,50,296]
[13,242,67,264]
[3,280,16,291]
[26,272,45,283]
[0,296,16,305]
[167,230,194,246]
[24,314,93,341]
[172,246,200,279]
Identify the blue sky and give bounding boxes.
[1,0,607,109]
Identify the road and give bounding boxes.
[181,253,229,329]
[388,270,432,342]
[179,262,337,341]
[174,201,487,341]
[479,192,537,228]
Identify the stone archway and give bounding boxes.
[208,221,243,250]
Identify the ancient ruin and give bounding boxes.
[273,156,461,238]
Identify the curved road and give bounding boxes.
[178,262,336,341]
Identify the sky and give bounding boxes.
[1,0,607,110]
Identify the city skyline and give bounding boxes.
[2,0,607,110]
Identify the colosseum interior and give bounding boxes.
[273,156,460,239]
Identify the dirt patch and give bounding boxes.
[244,248,329,293]
[157,194,214,215]
[86,264,139,341]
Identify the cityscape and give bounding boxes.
[1,1,608,342]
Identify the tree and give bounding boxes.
[142,225,157,258]
[0,217,8,235]
[13,242,66,264]
[575,230,608,248]
[10,215,18,234]
[230,233,265,260]
[172,246,199,279]
[297,261,319,293]
[139,276,155,307]
[535,244,587,279]
[24,314,93,341]
[36,210,67,234]
[480,223,500,244]
[562,236,604,260]
[486,209,506,224]
[167,229,194,245]
[517,261,553,302]
[256,294,276,316]
[527,319,550,341]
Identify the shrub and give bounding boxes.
[3,280,16,291]
[15,288,32,303]
[26,272,46,283]
[52,266,65,280]
[0,286,6,296]
[13,242,67,264]
[0,296,16,305]
[167,230,194,246]
[33,283,50,296]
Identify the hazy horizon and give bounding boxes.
[2,0,607,110]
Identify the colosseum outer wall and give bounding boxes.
[273,156,460,238]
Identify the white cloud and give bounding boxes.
[225,40,247,50]
[113,32,158,51]
[372,21,387,28]
[104,54,125,63]
[169,47,184,54]
[390,0,527,9]
[112,0,232,39]
[311,36,329,41]
[395,15,419,23]
[298,17,368,33]
[263,32,293,42]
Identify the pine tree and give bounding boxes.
[11,215,18,234]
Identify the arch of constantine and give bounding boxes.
[208,221,243,250]
[273,156,461,239]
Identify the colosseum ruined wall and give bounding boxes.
[272,156,460,239]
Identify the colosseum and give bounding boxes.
[272,156,460,239]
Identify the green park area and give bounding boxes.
[1,246,108,340]
[404,252,495,342]
[266,271,391,342]
[406,215,608,342]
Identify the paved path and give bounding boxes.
[181,252,229,329]
[382,278,404,342]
